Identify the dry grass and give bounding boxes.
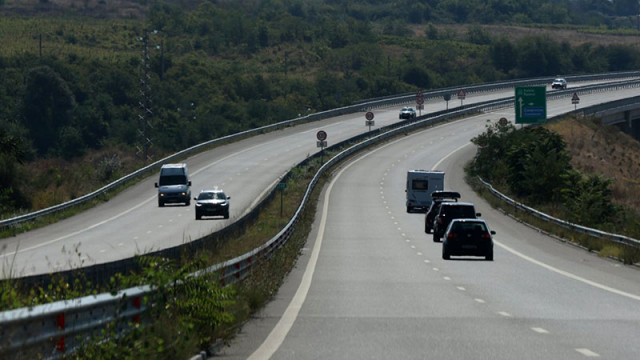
[412,24,640,49]
[545,116,640,211]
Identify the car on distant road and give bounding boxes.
[195,189,230,220]
[155,163,191,207]
[399,106,416,119]
[551,77,567,90]
[442,218,495,261]
[425,191,461,234]
[432,202,480,242]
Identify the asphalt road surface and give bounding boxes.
[1,81,635,278]
[217,95,640,359]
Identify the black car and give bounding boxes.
[432,202,480,242]
[195,189,230,220]
[442,219,495,261]
[425,191,461,234]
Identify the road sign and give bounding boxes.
[416,90,424,105]
[571,92,580,104]
[457,89,466,99]
[365,111,374,120]
[317,140,327,148]
[316,130,327,141]
[515,86,547,124]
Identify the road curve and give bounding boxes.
[218,93,640,359]
[0,83,636,279]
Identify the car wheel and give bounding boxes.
[224,210,229,219]
[195,212,201,220]
[433,234,440,242]
[442,246,450,260]
[186,199,191,206]
[158,200,164,207]
[485,250,493,261]
[407,206,412,213]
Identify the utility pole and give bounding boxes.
[137,30,154,163]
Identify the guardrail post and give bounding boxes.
[56,312,65,354]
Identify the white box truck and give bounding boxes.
[405,170,444,213]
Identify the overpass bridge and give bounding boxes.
[579,95,640,140]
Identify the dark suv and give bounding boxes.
[432,202,480,242]
[425,191,461,234]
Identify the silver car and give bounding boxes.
[399,106,416,119]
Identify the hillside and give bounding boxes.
[546,117,640,212]
[2,0,640,219]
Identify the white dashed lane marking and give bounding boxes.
[531,327,549,334]
[575,348,600,357]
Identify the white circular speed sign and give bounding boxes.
[365,111,374,120]
[316,130,327,141]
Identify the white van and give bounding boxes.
[405,170,444,212]
[154,163,192,207]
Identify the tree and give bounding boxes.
[21,66,76,155]
[490,37,517,73]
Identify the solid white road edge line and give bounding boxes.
[247,128,406,359]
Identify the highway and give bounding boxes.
[2,80,635,279]
[217,92,640,359]
[0,81,552,277]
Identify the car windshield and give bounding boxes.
[198,192,226,200]
[159,175,186,186]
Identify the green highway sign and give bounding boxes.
[515,86,547,124]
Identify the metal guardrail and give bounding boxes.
[2,71,640,229]
[3,74,640,358]
[477,178,640,248]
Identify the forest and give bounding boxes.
[1,0,640,216]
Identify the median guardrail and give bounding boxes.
[3,74,640,359]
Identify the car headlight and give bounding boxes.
[195,203,202,207]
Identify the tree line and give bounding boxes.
[1,0,640,216]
